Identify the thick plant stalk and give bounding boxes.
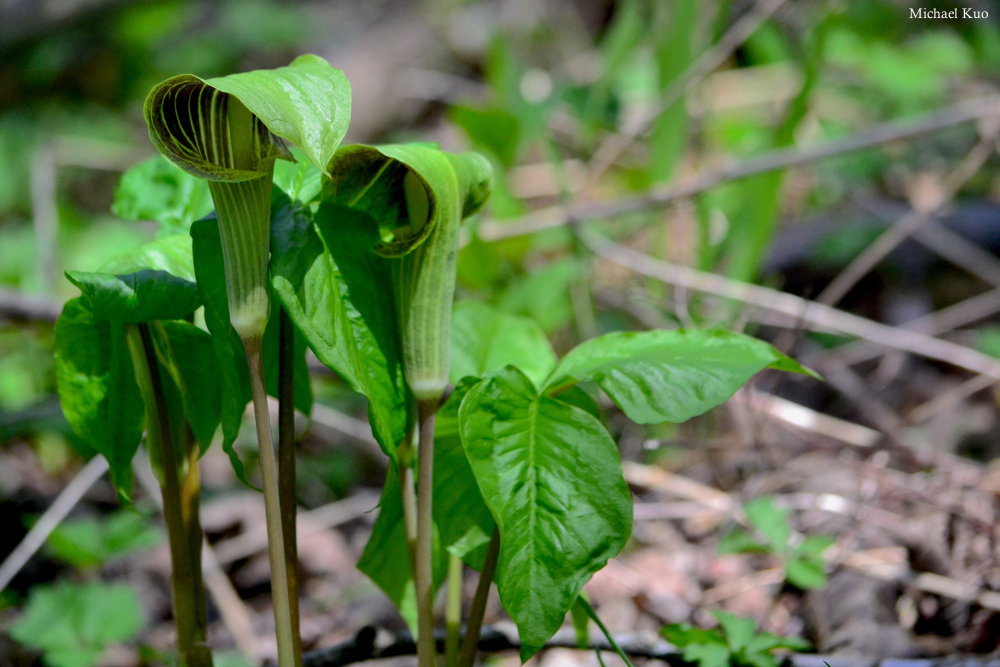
[277,308,303,659]
[128,324,212,667]
[458,529,500,667]
[445,555,463,667]
[245,336,301,667]
[414,399,439,667]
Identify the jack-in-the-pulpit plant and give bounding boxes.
[144,55,350,667]
[53,53,820,667]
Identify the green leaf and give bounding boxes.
[357,467,447,633]
[204,54,351,176]
[544,329,814,424]
[55,300,143,496]
[662,623,722,648]
[459,366,632,659]
[273,146,324,205]
[112,155,212,235]
[98,234,197,283]
[10,581,144,667]
[449,105,522,168]
[797,534,836,557]
[785,557,828,590]
[190,217,252,479]
[46,511,161,570]
[145,54,350,180]
[718,528,769,555]
[682,641,731,667]
[270,200,409,456]
[744,631,811,654]
[66,270,200,323]
[498,258,579,334]
[713,610,756,653]
[744,496,791,552]
[433,378,494,562]
[450,300,556,387]
[157,320,223,449]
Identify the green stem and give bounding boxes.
[415,398,438,667]
[129,324,212,667]
[277,308,302,660]
[444,555,463,667]
[458,528,500,667]
[244,335,301,667]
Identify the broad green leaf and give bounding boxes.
[450,300,556,387]
[459,366,632,660]
[112,155,212,235]
[55,300,142,496]
[190,217,253,478]
[433,378,494,562]
[203,54,351,176]
[544,329,817,424]
[323,143,491,401]
[10,581,143,667]
[157,320,223,449]
[357,466,447,633]
[744,496,791,552]
[66,270,200,324]
[270,200,409,456]
[98,233,197,282]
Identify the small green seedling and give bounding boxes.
[10,580,144,667]
[44,509,161,570]
[720,496,835,590]
[663,610,810,667]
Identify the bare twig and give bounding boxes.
[581,228,1000,381]
[478,96,1000,241]
[0,456,108,592]
[745,390,880,449]
[0,289,61,322]
[816,131,1000,306]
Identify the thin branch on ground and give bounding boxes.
[478,95,1000,241]
[0,455,108,591]
[816,129,1000,306]
[0,289,61,322]
[580,227,1000,381]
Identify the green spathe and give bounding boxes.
[144,55,351,339]
[324,143,492,402]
